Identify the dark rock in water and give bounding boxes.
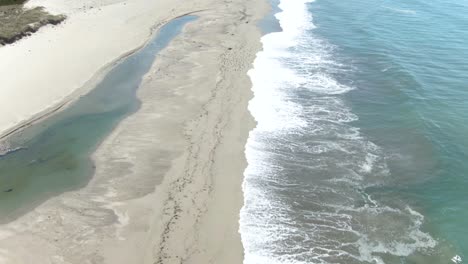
[4,189,13,193]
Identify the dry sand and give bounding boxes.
[0,0,206,139]
[0,0,268,263]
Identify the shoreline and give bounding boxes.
[0,15,201,225]
[0,0,209,140]
[0,9,205,144]
[0,0,268,263]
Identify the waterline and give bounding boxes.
[0,15,197,222]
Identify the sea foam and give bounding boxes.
[240,0,436,263]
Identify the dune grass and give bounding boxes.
[0,0,65,45]
[0,0,27,6]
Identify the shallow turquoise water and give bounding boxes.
[241,0,468,263]
[0,15,196,221]
[310,0,468,259]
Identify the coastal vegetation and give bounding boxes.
[0,0,65,45]
[0,0,27,6]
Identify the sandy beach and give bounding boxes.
[0,0,208,139]
[0,0,267,263]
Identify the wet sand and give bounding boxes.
[0,0,209,139]
[0,0,268,263]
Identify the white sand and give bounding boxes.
[0,0,199,138]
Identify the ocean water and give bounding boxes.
[0,16,196,221]
[241,0,468,263]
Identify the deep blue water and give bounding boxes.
[241,0,468,263]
